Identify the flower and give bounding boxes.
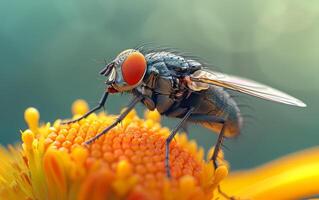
[1,99,318,200]
[0,100,228,200]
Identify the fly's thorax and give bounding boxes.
[103,49,148,92]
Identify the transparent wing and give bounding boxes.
[189,70,306,107]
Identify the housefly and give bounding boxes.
[63,48,306,178]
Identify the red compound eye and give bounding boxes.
[121,52,147,85]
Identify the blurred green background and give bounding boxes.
[0,0,317,170]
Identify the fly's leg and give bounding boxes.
[187,114,235,200]
[185,114,226,167]
[211,121,226,168]
[84,95,142,145]
[62,92,109,124]
[210,122,236,200]
[165,107,195,178]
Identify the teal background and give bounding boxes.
[0,0,318,170]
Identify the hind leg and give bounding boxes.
[187,114,235,199]
[211,121,226,168]
[187,114,226,167]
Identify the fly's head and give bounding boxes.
[100,49,147,93]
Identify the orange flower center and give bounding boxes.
[21,100,227,200]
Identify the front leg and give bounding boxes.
[84,95,143,145]
[165,107,195,177]
[62,92,109,124]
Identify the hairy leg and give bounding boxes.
[84,95,142,145]
[62,92,109,124]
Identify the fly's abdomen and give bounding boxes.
[194,86,243,137]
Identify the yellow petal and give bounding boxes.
[43,149,68,200]
[222,147,319,199]
[78,169,113,200]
